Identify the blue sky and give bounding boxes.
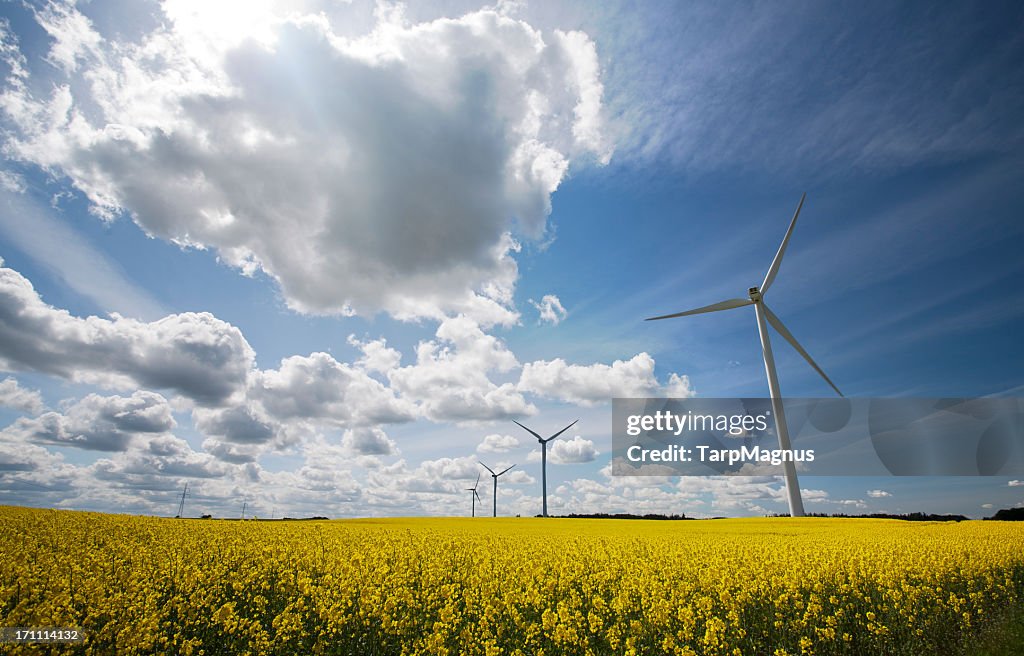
[0,0,1022,519]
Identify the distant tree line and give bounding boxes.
[767,512,970,522]
[546,513,690,521]
[183,508,1024,522]
[766,509,1024,521]
[986,507,1024,521]
[190,515,330,521]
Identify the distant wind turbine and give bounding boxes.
[466,474,482,517]
[175,482,188,519]
[513,419,578,517]
[645,193,842,517]
[479,461,515,518]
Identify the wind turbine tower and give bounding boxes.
[466,474,483,517]
[479,462,515,518]
[175,482,188,518]
[645,194,842,517]
[513,419,578,517]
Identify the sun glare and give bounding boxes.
[162,0,283,51]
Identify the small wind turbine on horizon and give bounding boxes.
[513,419,578,517]
[466,474,482,517]
[479,461,515,518]
[645,193,842,517]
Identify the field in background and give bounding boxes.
[1,506,1023,655]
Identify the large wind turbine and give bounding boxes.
[645,193,842,517]
[466,474,482,517]
[479,461,515,518]
[513,419,578,517]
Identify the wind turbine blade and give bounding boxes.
[475,473,481,488]
[512,420,543,442]
[761,192,806,294]
[475,490,481,502]
[497,464,515,476]
[479,461,496,475]
[544,418,579,443]
[645,298,753,321]
[763,304,843,397]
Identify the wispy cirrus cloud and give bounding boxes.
[0,189,167,321]
[596,3,1024,176]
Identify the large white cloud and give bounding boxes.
[341,426,398,457]
[1,2,609,324]
[253,352,415,426]
[0,377,44,414]
[0,263,255,405]
[388,315,535,421]
[1,391,175,452]
[192,350,416,462]
[0,435,66,474]
[0,261,421,462]
[349,335,402,375]
[200,438,264,465]
[193,404,276,446]
[372,455,484,496]
[518,352,684,405]
[92,434,227,483]
[477,433,520,453]
[503,469,535,486]
[549,435,598,464]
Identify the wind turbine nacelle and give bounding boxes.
[748,287,762,301]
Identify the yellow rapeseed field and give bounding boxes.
[1,506,1022,655]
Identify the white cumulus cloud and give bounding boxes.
[1,3,610,324]
[549,435,598,464]
[0,263,255,406]
[477,433,520,453]
[664,373,695,398]
[92,434,227,484]
[529,294,567,325]
[388,316,534,422]
[253,352,415,427]
[341,427,398,457]
[504,469,535,485]
[519,352,667,405]
[1,391,175,452]
[350,335,403,375]
[0,377,44,414]
[193,404,277,446]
